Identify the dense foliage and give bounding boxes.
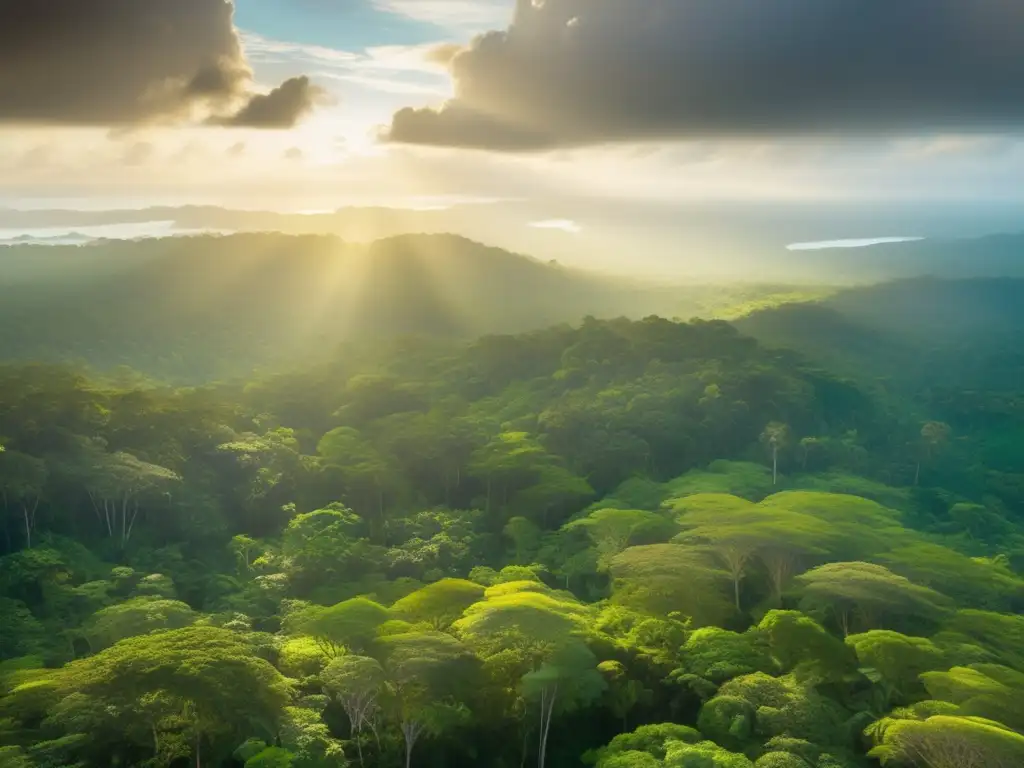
[2,301,1023,767]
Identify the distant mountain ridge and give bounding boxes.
[735,276,1024,395]
[0,232,694,381]
[3,230,1024,384]
[2,203,1023,279]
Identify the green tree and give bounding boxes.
[795,562,951,637]
[0,451,47,549]
[568,508,677,570]
[82,596,196,651]
[846,631,946,707]
[289,597,390,657]
[321,655,385,767]
[379,630,477,768]
[454,584,597,768]
[77,445,181,548]
[610,543,733,626]
[867,714,1024,768]
[757,611,857,684]
[520,641,606,768]
[56,626,290,768]
[317,427,398,539]
[389,579,485,629]
[760,423,790,486]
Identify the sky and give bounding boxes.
[2,0,1024,262]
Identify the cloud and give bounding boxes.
[374,0,514,33]
[214,77,325,129]
[529,219,581,234]
[0,0,318,128]
[383,0,1024,151]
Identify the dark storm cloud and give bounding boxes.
[0,0,318,128]
[384,0,1024,151]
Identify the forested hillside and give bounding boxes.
[0,233,701,382]
[0,232,838,382]
[3,310,1024,768]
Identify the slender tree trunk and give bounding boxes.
[22,506,31,549]
[733,575,741,612]
[914,461,921,486]
[401,722,421,768]
[126,499,141,543]
[538,689,546,768]
[539,684,558,768]
[772,446,778,486]
[370,718,381,752]
[355,727,364,768]
[121,492,130,546]
[195,730,201,768]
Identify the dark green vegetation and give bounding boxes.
[2,240,1024,768]
[1,233,830,382]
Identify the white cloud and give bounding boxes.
[373,0,514,33]
[530,218,582,234]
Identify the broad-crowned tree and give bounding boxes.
[389,579,484,630]
[795,562,951,637]
[82,596,196,651]
[288,597,390,657]
[609,544,733,626]
[55,626,290,768]
[867,714,1024,768]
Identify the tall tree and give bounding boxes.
[760,422,790,486]
[378,630,477,768]
[0,451,47,549]
[321,655,385,767]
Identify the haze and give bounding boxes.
[2,0,1024,276]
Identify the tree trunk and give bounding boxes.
[195,730,202,768]
[121,492,130,547]
[22,506,31,549]
[538,689,546,768]
[539,684,558,768]
[772,446,778,486]
[733,575,741,612]
[401,722,421,768]
[914,461,921,486]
